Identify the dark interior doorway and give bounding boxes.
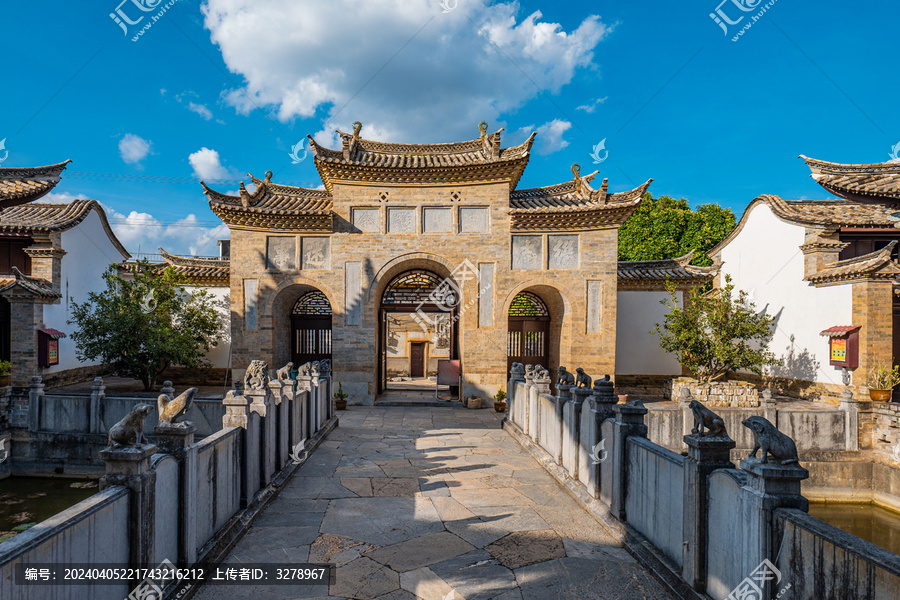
[410,342,426,378]
[290,290,332,367]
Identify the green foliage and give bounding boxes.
[334,382,349,401]
[653,276,779,382]
[68,261,223,390]
[0,360,10,376]
[619,193,737,266]
[868,361,900,390]
[494,389,507,403]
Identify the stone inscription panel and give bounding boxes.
[423,208,452,233]
[244,279,258,330]
[388,208,416,233]
[459,207,489,233]
[301,237,330,270]
[352,208,381,233]
[345,262,362,325]
[266,236,296,271]
[549,235,579,270]
[478,263,495,327]
[512,235,543,270]
[587,280,601,334]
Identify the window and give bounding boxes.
[0,239,32,275]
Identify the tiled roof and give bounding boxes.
[0,199,96,233]
[0,267,58,299]
[307,121,535,192]
[0,161,71,210]
[801,156,900,206]
[159,249,229,285]
[617,250,719,289]
[203,171,333,232]
[806,241,900,286]
[509,164,651,231]
[819,325,861,338]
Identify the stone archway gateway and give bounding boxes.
[290,290,332,367]
[507,291,550,375]
[378,269,459,394]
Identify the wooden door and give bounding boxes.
[410,342,426,378]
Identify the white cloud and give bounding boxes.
[189,147,239,181]
[119,134,152,165]
[576,96,608,113]
[202,0,612,143]
[532,119,571,155]
[187,102,214,120]
[42,191,90,203]
[104,205,230,257]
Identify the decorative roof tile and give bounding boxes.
[801,156,900,206]
[307,121,535,192]
[203,171,333,232]
[158,248,229,286]
[819,325,861,338]
[806,241,900,286]
[0,161,71,210]
[510,164,652,231]
[617,250,719,289]
[0,267,59,299]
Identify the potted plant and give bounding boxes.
[493,389,508,413]
[334,382,349,410]
[0,361,10,387]
[868,361,900,401]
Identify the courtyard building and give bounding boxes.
[203,123,654,403]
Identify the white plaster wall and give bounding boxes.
[616,291,682,375]
[186,285,231,369]
[719,203,852,385]
[42,210,128,374]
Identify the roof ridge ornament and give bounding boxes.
[239,182,251,209]
[337,121,363,160]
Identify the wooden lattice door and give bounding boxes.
[507,291,550,374]
[291,291,332,366]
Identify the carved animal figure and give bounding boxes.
[244,360,269,390]
[157,387,197,428]
[535,365,550,380]
[525,364,535,378]
[319,359,331,373]
[108,403,154,448]
[297,362,313,377]
[510,362,524,375]
[276,362,294,381]
[742,416,799,465]
[575,368,592,389]
[556,366,575,386]
[310,361,321,376]
[689,400,727,438]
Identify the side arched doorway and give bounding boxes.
[290,291,332,366]
[507,291,550,374]
[378,269,459,393]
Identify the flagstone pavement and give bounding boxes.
[193,406,674,600]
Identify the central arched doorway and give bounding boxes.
[290,290,332,366]
[507,291,551,374]
[378,269,459,393]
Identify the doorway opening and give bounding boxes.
[507,291,550,375]
[378,270,459,394]
[290,290,332,367]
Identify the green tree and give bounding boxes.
[618,194,737,266]
[653,276,780,382]
[69,261,223,390]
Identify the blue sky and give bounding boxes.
[2,0,898,256]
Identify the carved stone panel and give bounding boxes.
[345,262,361,325]
[512,235,543,270]
[244,279,258,330]
[459,207,489,233]
[423,208,452,233]
[587,280,601,334]
[388,208,416,233]
[352,208,380,233]
[301,237,330,270]
[549,235,579,270]
[266,236,296,271]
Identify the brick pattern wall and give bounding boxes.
[229,182,620,403]
[852,281,894,388]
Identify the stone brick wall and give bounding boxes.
[39,364,110,389]
[229,181,620,404]
[0,385,10,431]
[851,281,894,389]
[666,377,760,407]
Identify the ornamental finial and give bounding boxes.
[478,121,488,138]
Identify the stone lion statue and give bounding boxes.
[534,365,550,380]
[556,366,575,386]
[276,362,294,381]
[689,400,727,438]
[108,403,154,447]
[742,416,799,464]
[575,368,592,389]
[244,360,269,390]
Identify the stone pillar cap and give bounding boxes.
[740,457,809,480]
[154,422,198,435]
[100,444,156,461]
[683,434,735,449]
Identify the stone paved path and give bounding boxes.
[194,407,674,600]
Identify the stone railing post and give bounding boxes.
[223,382,249,429]
[27,376,43,431]
[310,368,322,430]
[531,377,551,443]
[840,387,859,451]
[246,382,275,485]
[269,379,290,470]
[682,432,735,592]
[585,377,617,498]
[100,443,157,576]
[610,401,648,520]
[508,363,526,427]
[566,386,591,479]
[160,380,175,397]
[89,377,105,434]
[762,388,776,424]
[738,457,809,598]
[154,421,198,565]
[678,387,693,439]
[554,383,573,463]
[522,367,535,432]
[319,361,332,420]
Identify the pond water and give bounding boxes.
[0,476,98,542]
[808,501,900,556]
